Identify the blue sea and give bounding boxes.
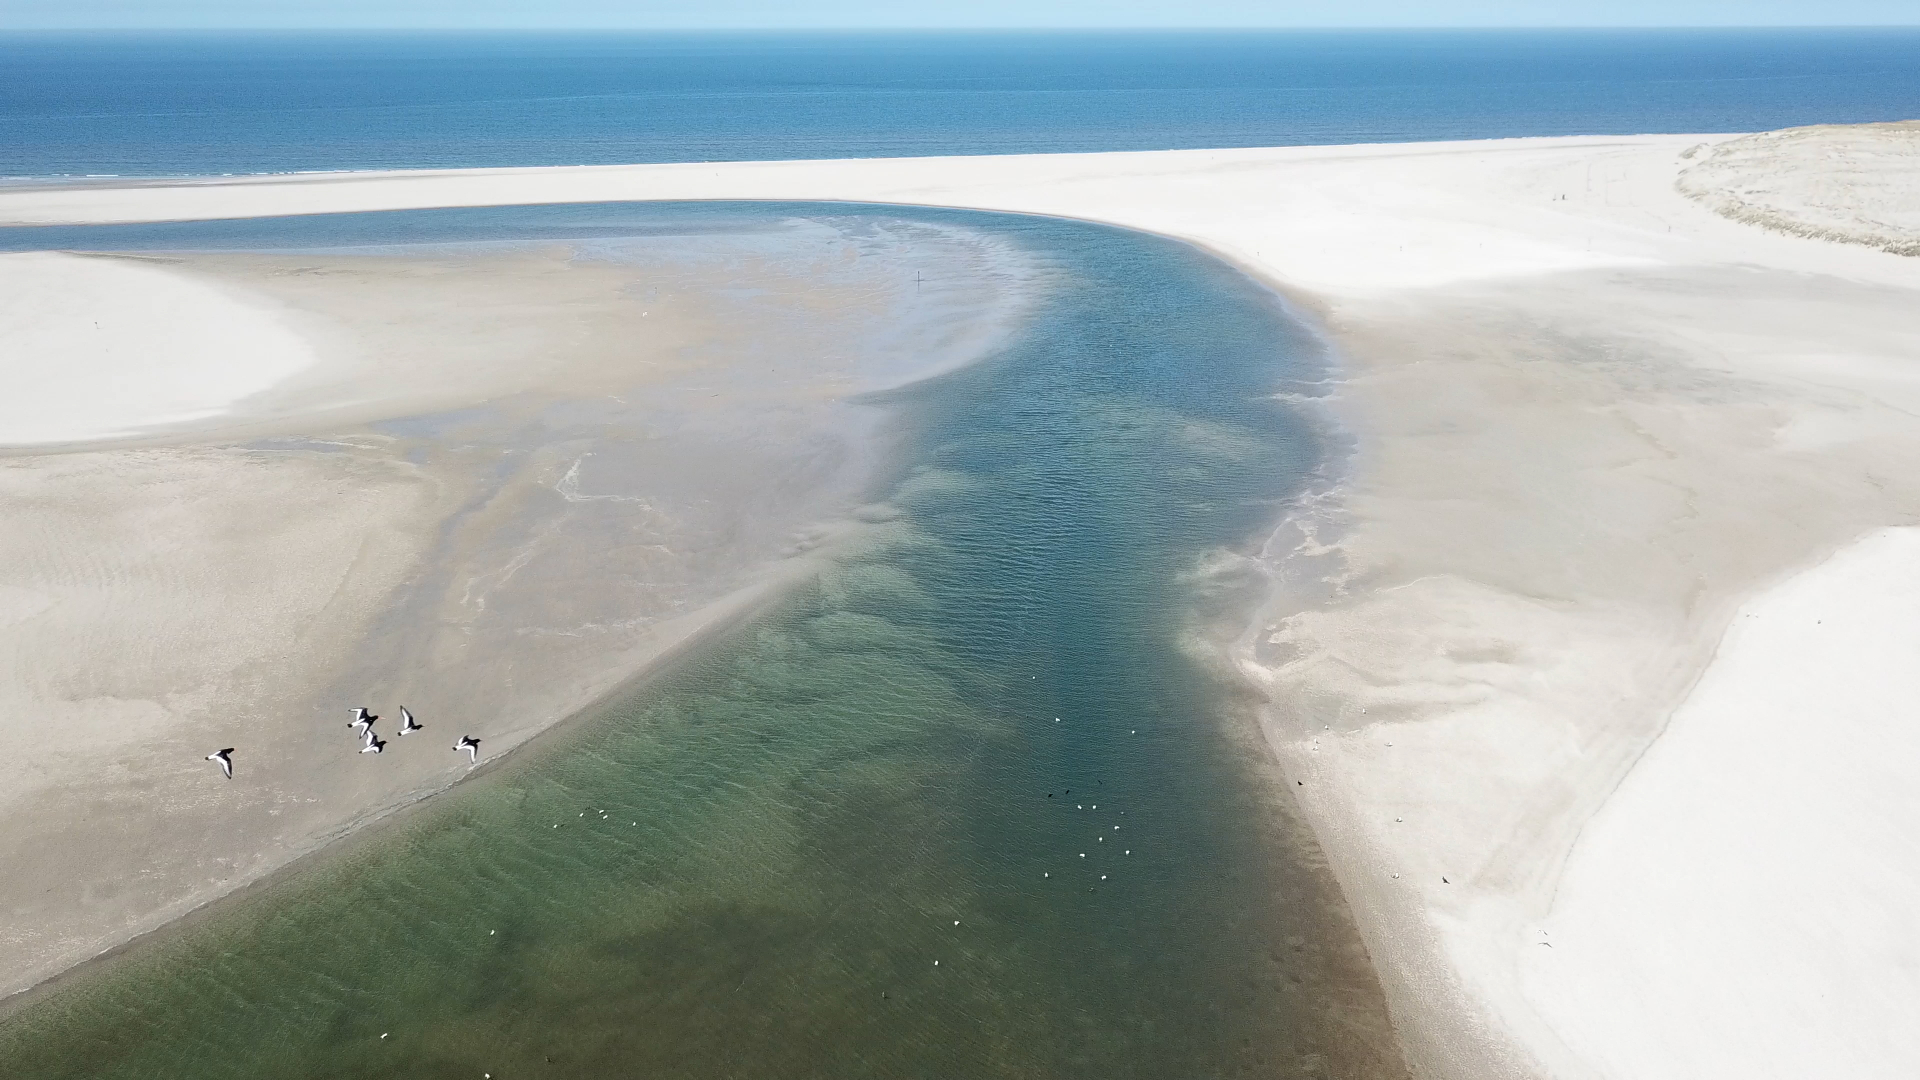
[3,28,1919,177]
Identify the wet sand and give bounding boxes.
[0,217,1032,1000]
[0,205,1406,1080]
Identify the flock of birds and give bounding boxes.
[204,707,481,780]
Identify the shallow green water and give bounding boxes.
[0,205,1401,1078]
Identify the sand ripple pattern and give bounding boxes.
[0,207,1404,1079]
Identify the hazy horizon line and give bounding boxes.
[6,23,1919,31]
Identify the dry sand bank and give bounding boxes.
[0,252,313,444]
[1256,263,1920,1079]
[1521,526,1920,1078]
[0,223,1031,998]
[4,128,1920,1079]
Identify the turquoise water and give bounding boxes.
[4,29,1920,177]
[0,206,1402,1077]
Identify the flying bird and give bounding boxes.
[206,748,234,779]
[360,736,387,755]
[455,736,481,764]
[350,707,377,735]
[397,707,422,736]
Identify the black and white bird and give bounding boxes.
[397,707,422,736]
[206,748,234,780]
[454,736,481,764]
[360,734,387,754]
[350,707,378,736]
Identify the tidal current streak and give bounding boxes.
[0,204,1403,1079]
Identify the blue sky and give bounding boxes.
[3,1,1916,29]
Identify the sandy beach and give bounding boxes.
[4,124,1918,1078]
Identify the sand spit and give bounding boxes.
[0,225,1030,999]
[4,126,1919,1078]
[1678,120,1920,256]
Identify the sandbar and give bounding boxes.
[4,125,1919,1079]
[0,220,1031,999]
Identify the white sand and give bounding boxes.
[0,252,312,445]
[1522,527,1920,1080]
[0,138,1692,296]
[5,129,1920,1079]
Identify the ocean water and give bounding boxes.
[0,204,1402,1078]
[3,29,1919,178]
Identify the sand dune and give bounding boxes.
[1678,120,1920,256]
[3,128,1919,1079]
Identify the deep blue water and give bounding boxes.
[3,29,1918,177]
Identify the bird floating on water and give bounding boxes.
[206,748,234,779]
[397,706,422,735]
[455,735,481,764]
